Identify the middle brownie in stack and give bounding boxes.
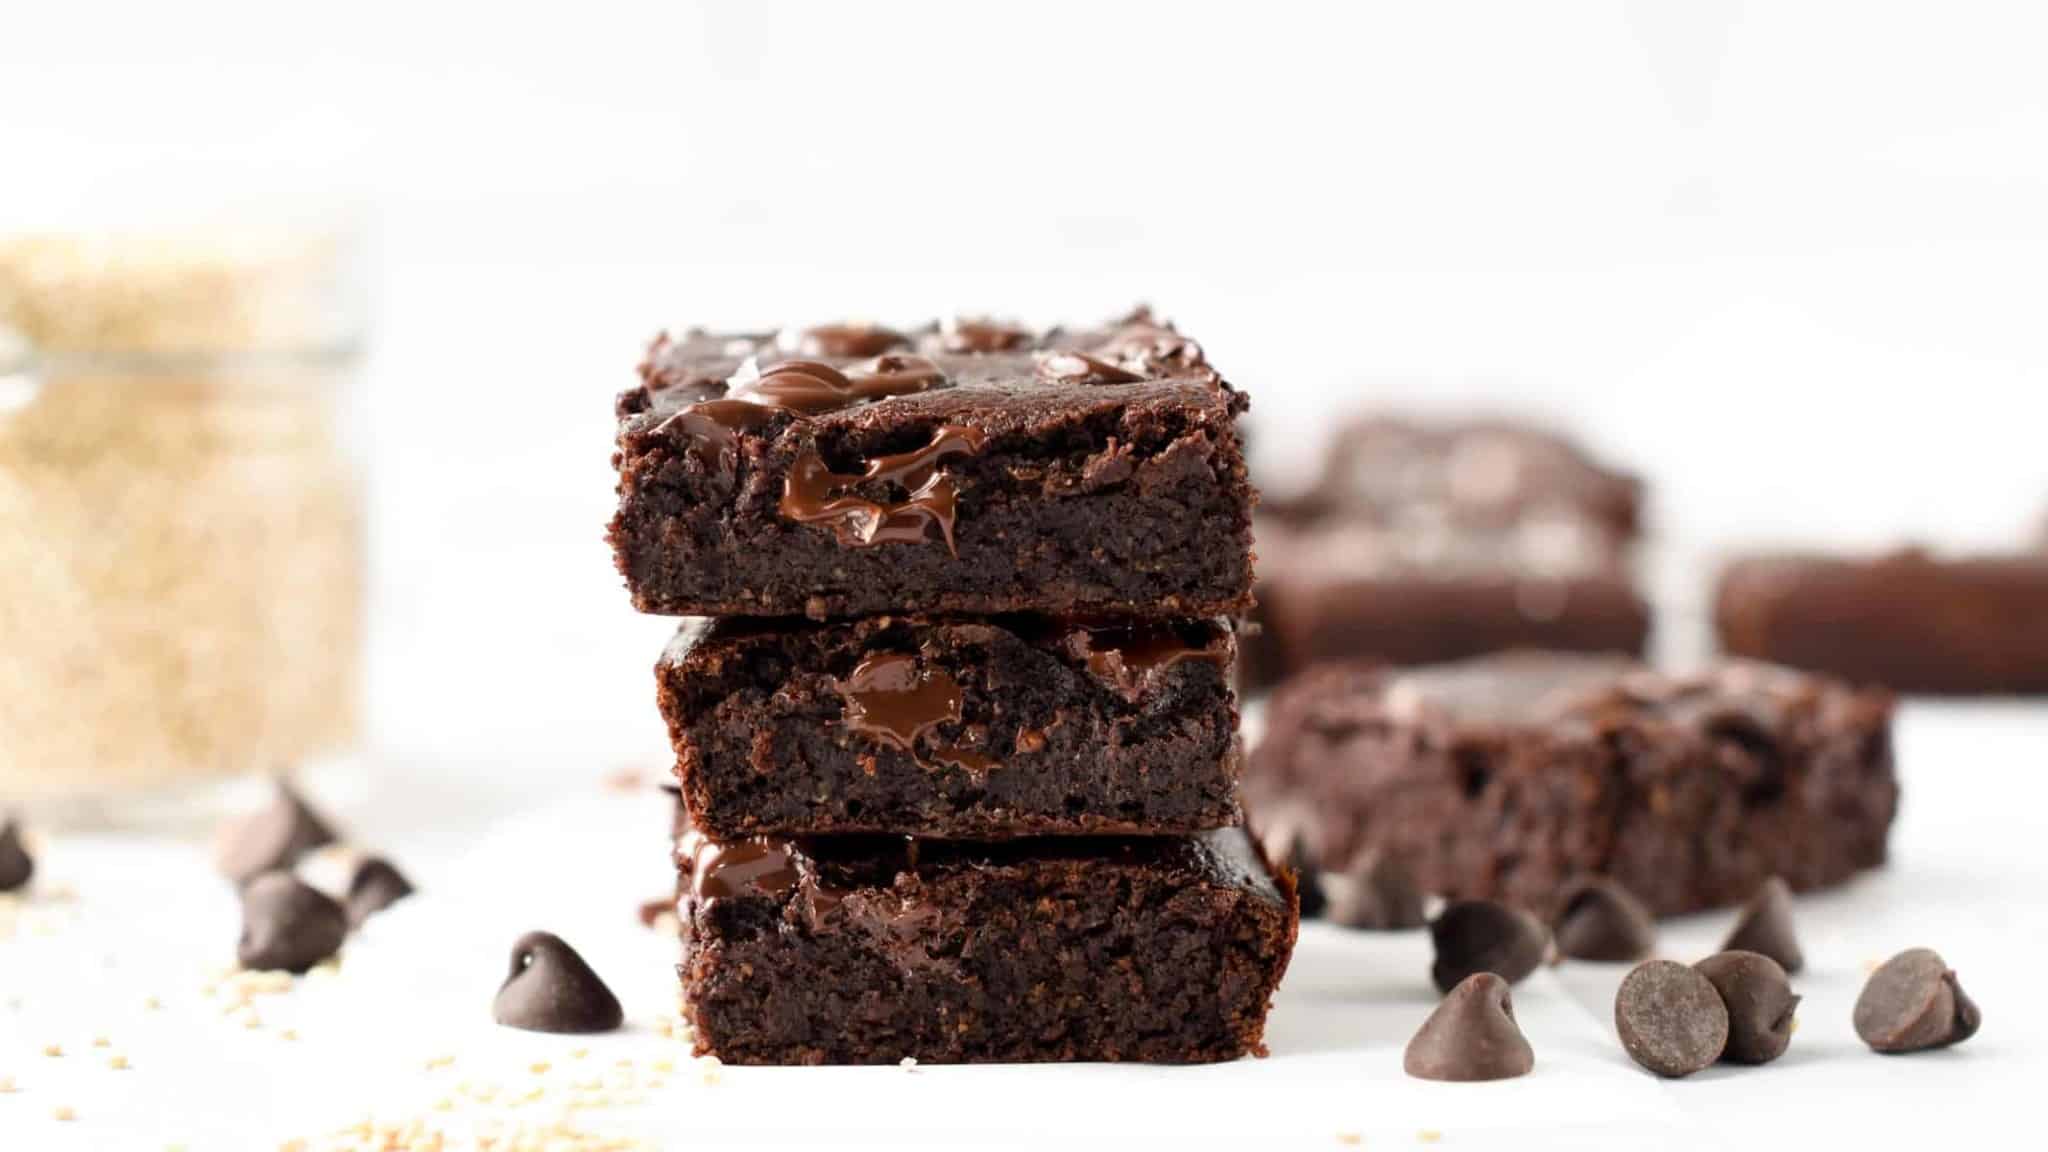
[612,311,1298,1065]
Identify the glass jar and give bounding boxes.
[0,231,365,822]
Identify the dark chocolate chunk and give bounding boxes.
[1404,972,1535,1082]
[1695,950,1799,1064]
[216,781,338,886]
[345,857,415,927]
[1430,900,1550,993]
[1853,948,1981,1054]
[779,424,985,554]
[0,814,33,892]
[787,323,908,359]
[928,316,1033,354]
[1615,959,1729,1077]
[1254,809,1326,919]
[237,872,347,974]
[1327,850,1428,931]
[1722,876,1804,973]
[493,931,624,1034]
[1552,877,1655,963]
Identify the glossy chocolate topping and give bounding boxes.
[838,652,964,751]
[835,649,1000,773]
[785,323,910,359]
[733,356,945,416]
[669,398,783,474]
[1035,350,1146,386]
[685,833,801,901]
[928,316,1033,354]
[1058,618,1231,698]
[780,425,986,553]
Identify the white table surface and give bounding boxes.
[2,702,2044,1151]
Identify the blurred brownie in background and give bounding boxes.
[1716,548,2048,695]
[1289,416,1644,536]
[1247,653,1896,917]
[1247,417,1651,688]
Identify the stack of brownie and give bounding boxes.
[610,311,1298,1065]
[1248,417,1651,688]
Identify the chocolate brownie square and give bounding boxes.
[610,312,1253,619]
[1716,549,2048,695]
[1289,416,1644,537]
[658,615,1243,838]
[1246,417,1648,687]
[1248,653,1895,917]
[677,827,1298,1064]
[1249,513,1650,685]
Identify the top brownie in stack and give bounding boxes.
[609,313,1254,620]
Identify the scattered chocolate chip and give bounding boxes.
[1695,951,1799,1064]
[1721,875,1803,973]
[0,814,33,892]
[1551,877,1655,963]
[1327,850,1428,931]
[345,857,414,927]
[1404,972,1535,1082]
[1430,900,1550,993]
[1615,960,1729,1077]
[216,781,337,886]
[493,931,623,1034]
[1254,810,1327,919]
[1853,948,1981,1054]
[237,873,347,974]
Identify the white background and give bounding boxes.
[7,0,2048,769]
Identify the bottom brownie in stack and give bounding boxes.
[675,827,1297,1065]
[1249,652,1896,917]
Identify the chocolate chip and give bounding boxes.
[0,814,33,892]
[1430,900,1550,993]
[1695,951,1799,1064]
[1254,810,1326,919]
[1721,876,1803,973]
[1404,972,1535,1082]
[237,873,347,974]
[1035,350,1145,386]
[1853,948,1981,1054]
[345,857,414,927]
[1615,959,1729,1077]
[493,931,623,1034]
[1551,877,1655,963]
[1327,850,1428,931]
[216,781,338,886]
